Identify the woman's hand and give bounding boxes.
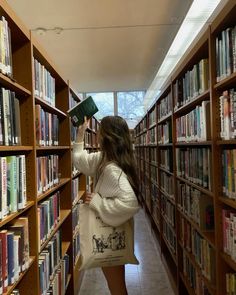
[76,116,90,143]
[84,192,94,204]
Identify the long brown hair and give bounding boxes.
[97,116,139,196]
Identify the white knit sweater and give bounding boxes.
[73,142,140,227]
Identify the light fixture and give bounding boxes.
[35,27,47,36]
[143,0,223,111]
[54,27,63,34]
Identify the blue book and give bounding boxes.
[7,232,14,285]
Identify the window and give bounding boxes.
[86,92,114,120]
[117,91,145,128]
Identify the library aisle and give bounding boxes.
[79,209,174,295]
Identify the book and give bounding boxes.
[67,96,98,127]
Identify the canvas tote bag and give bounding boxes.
[79,203,139,270]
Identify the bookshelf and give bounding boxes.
[0,1,99,294]
[134,1,236,295]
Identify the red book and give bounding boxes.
[0,230,8,292]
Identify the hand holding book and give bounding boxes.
[67,96,98,127]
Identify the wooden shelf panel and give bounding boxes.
[72,171,81,179]
[174,90,210,116]
[157,115,172,125]
[161,252,178,294]
[175,141,212,146]
[221,252,236,272]
[37,178,70,203]
[214,72,236,90]
[35,96,67,118]
[179,243,216,294]
[176,176,213,197]
[162,235,177,265]
[178,208,215,248]
[5,256,35,295]
[159,188,175,205]
[40,209,71,253]
[36,146,70,151]
[158,143,173,147]
[0,72,31,97]
[179,272,196,295]
[216,140,236,145]
[0,146,33,152]
[72,191,85,207]
[219,197,236,209]
[0,201,34,227]
[159,166,174,176]
[148,123,157,129]
[62,241,71,257]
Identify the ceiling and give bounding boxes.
[7,0,193,94]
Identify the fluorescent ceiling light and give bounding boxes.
[143,0,222,111]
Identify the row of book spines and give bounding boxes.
[37,192,60,247]
[176,100,210,142]
[72,178,79,204]
[45,255,69,295]
[177,181,214,230]
[0,16,12,77]
[35,105,59,146]
[163,219,176,254]
[147,128,156,144]
[0,217,30,295]
[161,195,175,227]
[38,231,62,295]
[220,89,236,140]
[37,155,59,195]
[84,131,94,147]
[222,209,236,261]
[173,58,209,110]
[72,203,80,233]
[73,233,80,265]
[184,225,215,282]
[176,147,212,190]
[183,251,211,295]
[150,173,157,185]
[0,88,21,146]
[149,106,156,126]
[159,150,172,171]
[157,93,172,121]
[138,117,148,132]
[69,93,80,110]
[160,172,174,196]
[157,121,172,144]
[0,155,27,220]
[216,25,236,82]
[222,149,236,199]
[34,58,55,107]
[226,273,236,295]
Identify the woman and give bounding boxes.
[73,115,140,295]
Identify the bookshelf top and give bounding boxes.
[0,0,30,40]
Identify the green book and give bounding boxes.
[67,96,98,126]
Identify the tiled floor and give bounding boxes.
[79,209,175,295]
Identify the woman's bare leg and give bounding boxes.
[102,265,128,295]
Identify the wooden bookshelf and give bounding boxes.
[0,1,99,294]
[134,2,236,294]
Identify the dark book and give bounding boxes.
[67,96,98,127]
[7,232,14,285]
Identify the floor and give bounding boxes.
[79,209,175,295]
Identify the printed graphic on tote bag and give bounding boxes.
[92,227,126,254]
[79,204,139,270]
